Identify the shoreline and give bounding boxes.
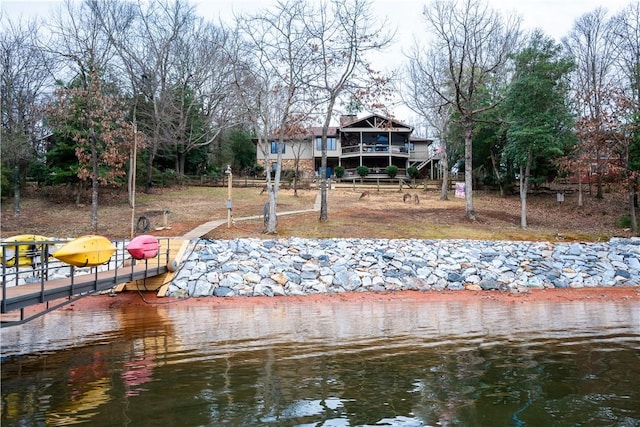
[2,287,638,324]
[67,286,640,309]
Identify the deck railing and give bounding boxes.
[340,168,408,179]
[1,237,172,323]
[341,144,410,155]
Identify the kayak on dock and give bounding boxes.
[127,235,160,260]
[53,235,116,268]
[1,234,52,267]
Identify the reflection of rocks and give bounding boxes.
[166,237,640,298]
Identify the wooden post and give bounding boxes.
[129,121,137,239]
[226,166,233,228]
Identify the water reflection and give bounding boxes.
[2,296,639,426]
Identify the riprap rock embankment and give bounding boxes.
[165,237,640,298]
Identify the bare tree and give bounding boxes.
[564,7,618,200]
[612,1,640,104]
[90,0,205,192]
[229,0,317,234]
[47,0,115,88]
[611,1,640,234]
[0,15,53,218]
[415,0,521,219]
[306,0,394,222]
[283,115,315,197]
[404,47,455,201]
[164,20,233,178]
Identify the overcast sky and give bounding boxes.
[2,0,630,42]
[190,0,630,42]
[1,0,632,121]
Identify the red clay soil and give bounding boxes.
[56,287,640,312]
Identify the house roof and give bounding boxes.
[258,113,419,141]
[340,113,413,132]
[409,135,433,144]
[310,127,338,137]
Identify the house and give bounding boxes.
[256,113,441,180]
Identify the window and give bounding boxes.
[315,137,337,151]
[270,141,285,154]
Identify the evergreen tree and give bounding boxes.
[504,31,575,228]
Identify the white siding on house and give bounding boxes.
[312,136,340,157]
[257,140,314,162]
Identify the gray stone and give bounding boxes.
[627,257,640,270]
[285,271,301,284]
[253,283,274,297]
[615,269,631,279]
[447,272,464,283]
[213,286,235,297]
[243,272,262,284]
[479,278,500,290]
[193,280,212,297]
[301,270,318,280]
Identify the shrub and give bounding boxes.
[482,174,497,186]
[334,166,345,179]
[281,169,296,183]
[385,165,399,178]
[617,215,632,229]
[407,166,419,179]
[1,167,13,198]
[356,165,370,178]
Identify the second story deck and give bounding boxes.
[341,143,410,157]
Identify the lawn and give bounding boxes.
[1,182,633,242]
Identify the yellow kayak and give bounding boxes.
[1,234,51,267]
[53,235,116,268]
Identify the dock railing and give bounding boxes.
[1,237,172,325]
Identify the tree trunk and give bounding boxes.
[490,150,505,197]
[266,189,278,234]
[293,162,299,197]
[145,153,154,193]
[262,156,274,233]
[577,166,584,207]
[13,165,21,218]
[630,181,638,235]
[463,121,475,219]
[264,142,284,234]
[520,152,532,229]
[440,146,449,201]
[176,151,186,180]
[595,149,603,199]
[319,98,336,222]
[264,187,278,234]
[145,122,161,193]
[90,134,99,233]
[74,183,81,206]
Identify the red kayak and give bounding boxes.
[127,235,160,260]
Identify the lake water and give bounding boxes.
[1,296,639,426]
